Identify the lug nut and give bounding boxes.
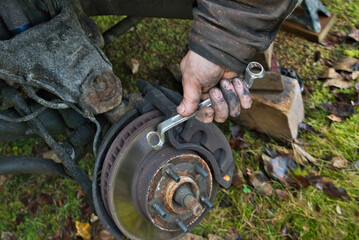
[201,197,214,210]
[166,168,180,182]
[195,165,209,179]
[152,203,167,218]
[176,219,189,233]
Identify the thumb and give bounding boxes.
[177,78,202,116]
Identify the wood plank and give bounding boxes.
[281,14,336,43]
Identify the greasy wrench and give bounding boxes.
[146,61,265,150]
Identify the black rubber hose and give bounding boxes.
[0,157,69,178]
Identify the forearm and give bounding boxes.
[189,0,299,74]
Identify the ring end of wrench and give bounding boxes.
[146,131,164,150]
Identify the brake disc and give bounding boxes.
[100,110,218,240]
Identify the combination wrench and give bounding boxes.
[146,61,265,150]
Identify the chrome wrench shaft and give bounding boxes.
[146,61,264,150]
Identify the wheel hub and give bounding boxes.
[136,150,213,232]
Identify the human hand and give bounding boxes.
[177,50,252,123]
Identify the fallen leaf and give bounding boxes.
[1,232,16,240]
[75,221,91,240]
[350,71,359,81]
[355,82,359,92]
[323,79,352,89]
[91,221,114,240]
[275,189,290,200]
[348,29,359,41]
[333,56,359,72]
[225,227,240,240]
[229,125,249,150]
[0,175,11,185]
[125,58,140,74]
[293,143,317,164]
[332,90,352,103]
[308,174,351,202]
[231,168,244,189]
[208,234,225,240]
[322,102,355,117]
[179,233,205,240]
[43,150,61,163]
[229,138,250,150]
[327,114,343,122]
[298,122,319,135]
[246,169,272,196]
[90,213,99,223]
[319,68,343,79]
[336,205,342,215]
[262,154,298,187]
[331,156,349,169]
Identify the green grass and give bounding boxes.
[1,0,359,239]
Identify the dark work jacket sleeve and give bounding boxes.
[189,0,299,74]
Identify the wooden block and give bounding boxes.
[234,75,304,140]
[281,14,336,43]
[251,43,273,71]
[251,71,284,92]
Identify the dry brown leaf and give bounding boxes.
[246,169,273,196]
[1,232,16,240]
[327,114,343,122]
[322,102,355,117]
[208,234,225,240]
[333,56,359,72]
[323,79,352,89]
[308,174,351,202]
[125,58,140,74]
[331,156,349,169]
[275,189,290,200]
[293,144,317,164]
[352,71,359,80]
[90,213,99,223]
[75,221,91,240]
[179,234,205,240]
[231,168,244,189]
[319,68,342,79]
[0,175,11,185]
[91,222,114,240]
[42,150,61,163]
[348,29,359,41]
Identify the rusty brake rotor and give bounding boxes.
[100,110,218,240]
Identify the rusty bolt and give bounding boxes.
[195,165,209,179]
[166,168,180,183]
[176,219,189,233]
[152,203,167,218]
[201,197,214,210]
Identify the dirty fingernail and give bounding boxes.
[210,88,221,98]
[177,104,185,114]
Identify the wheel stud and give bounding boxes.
[152,203,167,218]
[176,219,189,233]
[195,165,209,179]
[201,197,214,210]
[166,168,180,182]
